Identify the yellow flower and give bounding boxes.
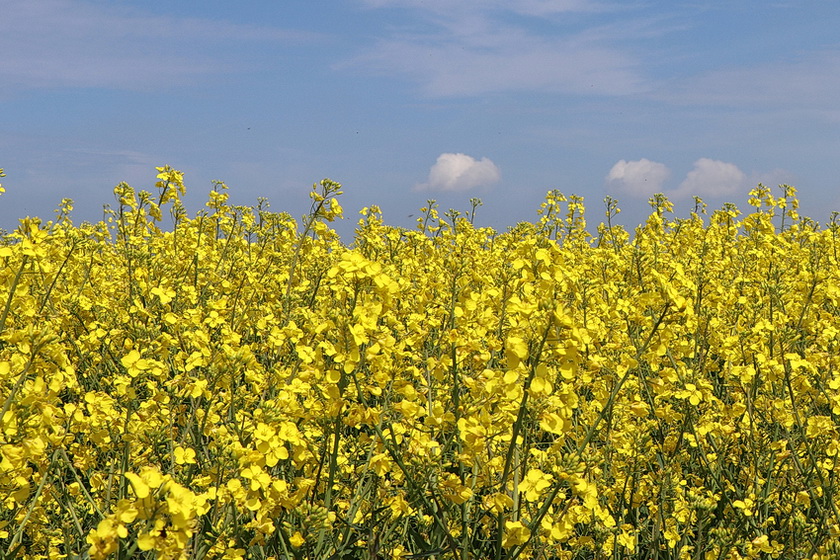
[539,411,569,435]
[166,482,199,529]
[8,165,840,558]
[124,467,166,499]
[502,520,531,548]
[617,524,637,552]
[241,464,271,491]
[519,468,553,502]
[150,286,175,305]
[506,336,529,369]
[136,531,157,551]
[174,445,197,465]
[439,473,473,504]
[120,349,150,378]
[86,519,120,559]
[484,492,514,514]
[289,531,305,548]
[733,497,755,516]
[676,383,703,406]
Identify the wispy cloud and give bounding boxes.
[360,0,606,17]
[415,153,501,192]
[0,0,315,93]
[657,50,840,114]
[347,0,648,97]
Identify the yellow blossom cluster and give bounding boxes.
[1,168,840,559]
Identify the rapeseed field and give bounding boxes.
[2,165,839,559]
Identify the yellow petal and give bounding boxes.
[124,472,149,499]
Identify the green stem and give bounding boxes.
[494,314,553,560]
[0,255,28,337]
[7,449,59,554]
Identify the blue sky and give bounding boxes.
[2,0,839,237]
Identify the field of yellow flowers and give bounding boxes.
[2,165,840,559]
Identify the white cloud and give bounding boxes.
[606,157,753,200]
[605,158,670,197]
[674,158,746,198]
[415,153,501,192]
